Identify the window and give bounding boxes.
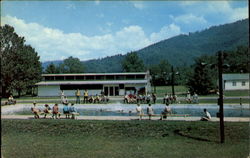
[106,75,114,80]
[60,84,103,90]
[55,76,65,80]
[126,75,135,79]
[65,76,75,80]
[135,75,145,79]
[96,75,105,80]
[116,75,125,80]
[242,81,246,86]
[44,76,54,81]
[75,76,85,80]
[232,81,236,86]
[86,75,94,80]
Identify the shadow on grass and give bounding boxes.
[173,129,218,143]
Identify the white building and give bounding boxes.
[223,73,249,90]
[35,72,151,97]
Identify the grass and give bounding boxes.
[154,86,249,97]
[197,98,249,104]
[153,86,188,97]
[224,90,249,97]
[2,119,249,158]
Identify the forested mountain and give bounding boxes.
[43,19,248,72]
[137,18,248,66]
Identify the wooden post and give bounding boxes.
[218,51,225,143]
[171,66,175,96]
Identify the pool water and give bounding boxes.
[3,104,250,117]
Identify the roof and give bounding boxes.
[36,80,148,86]
[42,72,147,76]
[223,73,249,81]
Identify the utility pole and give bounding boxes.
[218,51,225,143]
[171,66,175,96]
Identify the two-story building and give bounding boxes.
[35,72,151,97]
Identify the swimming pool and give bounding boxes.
[2,103,250,117]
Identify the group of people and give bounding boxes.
[186,91,199,104]
[135,103,211,121]
[4,95,16,105]
[136,103,172,120]
[163,93,178,104]
[124,93,157,104]
[60,90,109,104]
[124,91,199,105]
[31,102,78,119]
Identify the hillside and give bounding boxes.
[43,19,249,72]
[137,19,248,66]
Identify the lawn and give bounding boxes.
[1,119,249,158]
[154,86,249,97]
[224,90,250,97]
[154,86,188,97]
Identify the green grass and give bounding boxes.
[197,98,250,104]
[2,119,249,158]
[154,86,249,97]
[224,90,249,97]
[154,86,188,97]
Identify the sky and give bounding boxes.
[1,0,248,62]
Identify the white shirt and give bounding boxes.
[164,106,171,113]
[147,106,154,115]
[205,111,211,119]
[136,106,143,114]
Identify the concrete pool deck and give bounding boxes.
[1,115,249,122]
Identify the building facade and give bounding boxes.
[223,73,249,90]
[35,72,151,97]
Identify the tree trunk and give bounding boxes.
[18,89,21,98]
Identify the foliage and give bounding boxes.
[224,45,249,73]
[149,60,171,86]
[44,56,85,73]
[59,56,84,73]
[122,52,145,72]
[186,55,217,95]
[0,25,42,97]
[45,63,58,74]
[175,66,193,85]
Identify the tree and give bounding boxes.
[45,63,58,74]
[224,45,249,73]
[122,52,145,72]
[58,56,84,73]
[149,60,171,86]
[0,25,42,97]
[186,55,216,95]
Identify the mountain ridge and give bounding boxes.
[43,19,249,72]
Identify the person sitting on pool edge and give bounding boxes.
[69,103,78,119]
[63,103,70,119]
[52,104,61,119]
[43,104,52,119]
[136,103,143,120]
[200,108,211,121]
[160,103,172,120]
[147,104,154,120]
[31,101,41,119]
